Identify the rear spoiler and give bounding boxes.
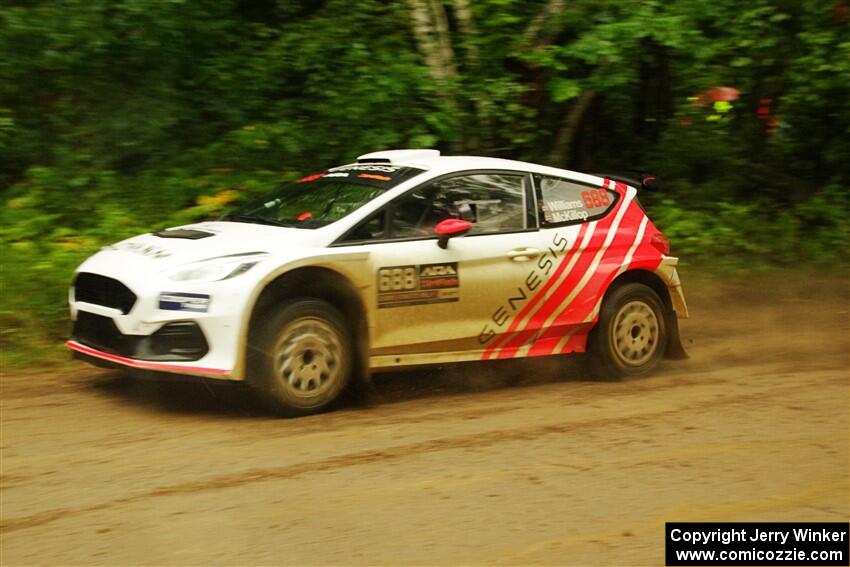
[592,171,659,191]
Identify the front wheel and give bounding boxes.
[587,283,668,380]
[249,299,353,416]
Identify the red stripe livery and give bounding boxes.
[480,180,664,361]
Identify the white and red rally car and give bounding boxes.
[68,149,688,415]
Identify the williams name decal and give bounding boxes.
[377,263,459,308]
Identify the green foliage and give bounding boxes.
[1,0,849,368]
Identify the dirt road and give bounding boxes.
[1,275,848,566]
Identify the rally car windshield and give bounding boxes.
[224,165,424,229]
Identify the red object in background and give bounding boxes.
[297,173,325,183]
[695,86,740,107]
[435,218,472,236]
[296,211,313,221]
[835,0,849,21]
[705,86,740,102]
[757,98,780,134]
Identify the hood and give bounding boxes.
[78,221,320,274]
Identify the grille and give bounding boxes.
[147,322,208,359]
[72,313,209,361]
[73,273,137,314]
[72,311,129,355]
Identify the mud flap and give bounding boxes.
[347,321,377,405]
[665,310,689,359]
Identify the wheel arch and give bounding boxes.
[597,268,687,359]
[240,266,370,384]
[606,269,674,313]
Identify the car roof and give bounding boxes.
[354,150,606,187]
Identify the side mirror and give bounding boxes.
[435,219,472,249]
[641,175,659,191]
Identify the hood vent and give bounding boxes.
[153,229,214,240]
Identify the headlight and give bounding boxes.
[165,253,269,283]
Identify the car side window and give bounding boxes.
[535,175,617,227]
[343,209,386,241]
[389,173,527,239]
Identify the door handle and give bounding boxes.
[506,247,541,261]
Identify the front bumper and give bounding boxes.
[68,265,253,380]
[66,340,231,378]
[72,311,209,360]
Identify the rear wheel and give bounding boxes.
[587,283,667,380]
[249,299,352,416]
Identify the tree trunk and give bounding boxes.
[548,90,597,167]
[452,0,479,65]
[406,0,463,150]
[522,0,568,50]
[407,0,455,87]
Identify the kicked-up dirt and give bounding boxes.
[1,274,848,566]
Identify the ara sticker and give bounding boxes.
[377,263,459,308]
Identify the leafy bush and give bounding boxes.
[646,183,850,268]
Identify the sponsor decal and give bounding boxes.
[419,263,459,289]
[479,181,662,360]
[297,173,325,183]
[296,164,423,188]
[478,232,568,346]
[357,173,392,181]
[112,241,172,259]
[328,164,402,173]
[377,262,459,308]
[539,188,614,225]
[543,199,584,211]
[524,192,645,357]
[545,209,589,223]
[158,292,211,313]
[580,188,611,208]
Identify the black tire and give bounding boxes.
[587,283,668,380]
[248,299,353,416]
